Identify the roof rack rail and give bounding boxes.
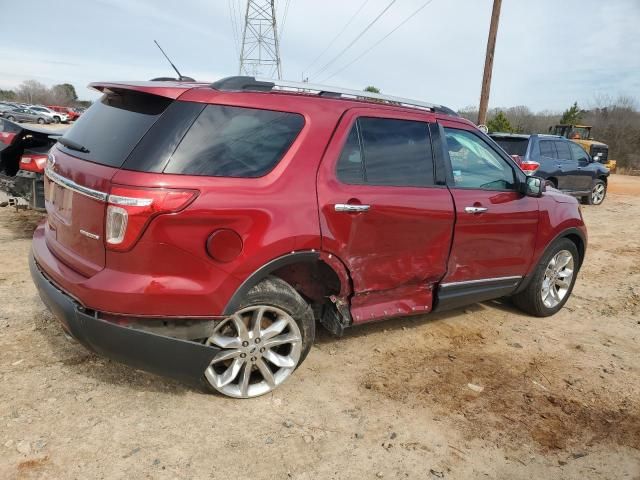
[210,76,457,116]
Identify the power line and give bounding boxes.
[303,0,371,75]
[279,0,292,42]
[310,0,396,80]
[320,0,436,83]
[228,0,242,56]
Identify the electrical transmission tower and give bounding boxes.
[239,0,282,79]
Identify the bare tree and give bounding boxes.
[15,80,50,105]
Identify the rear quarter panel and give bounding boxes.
[107,92,348,315]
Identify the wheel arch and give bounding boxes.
[515,227,586,294]
[223,251,352,315]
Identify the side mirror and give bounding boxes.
[521,176,545,198]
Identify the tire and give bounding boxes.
[513,238,580,317]
[53,116,60,124]
[7,116,15,122]
[203,276,315,398]
[583,179,606,206]
[37,118,45,124]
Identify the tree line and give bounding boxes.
[0,80,91,108]
[459,97,640,171]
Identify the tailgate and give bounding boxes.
[44,149,115,277]
[43,87,178,277]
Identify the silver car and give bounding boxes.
[1,108,53,124]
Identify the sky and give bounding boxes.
[1,0,639,112]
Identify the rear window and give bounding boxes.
[492,137,529,156]
[163,105,304,177]
[57,91,171,167]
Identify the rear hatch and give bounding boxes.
[44,87,179,277]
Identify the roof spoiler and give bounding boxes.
[210,76,458,116]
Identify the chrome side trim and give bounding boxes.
[440,275,522,288]
[45,166,108,202]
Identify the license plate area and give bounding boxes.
[47,180,73,224]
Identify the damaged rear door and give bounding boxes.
[317,108,455,324]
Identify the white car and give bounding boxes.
[28,106,68,124]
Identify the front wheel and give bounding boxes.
[53,116,60,124]
[583,179,606,205]
[37,118,45,124]
[7,116,15,122]
[513,238,579,317]
[203,276,315,398]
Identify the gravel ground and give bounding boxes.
[0,175,639,480]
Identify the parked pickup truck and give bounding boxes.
[0,118,63,209]
[30,77,587,398]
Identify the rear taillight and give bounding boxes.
[105,186,198,251]
[20,155,47,173]
[519,160,540,174]
[0,132,16,145]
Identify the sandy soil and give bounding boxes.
[1,176,639,480]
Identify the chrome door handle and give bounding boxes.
[334,203,370,213]
[464,206,488,214]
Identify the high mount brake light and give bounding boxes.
[105,186,198,251]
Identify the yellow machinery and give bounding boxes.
[551,124,617,172]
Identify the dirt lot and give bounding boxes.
[1,176,639,480]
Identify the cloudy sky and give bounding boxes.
[1,0,639,111]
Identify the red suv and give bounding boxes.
[30,77,587,398]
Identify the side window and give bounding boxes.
[539,140,557,159]
[164,105,304,177]
[444,128,516,190]
[568,142,589,162]
[336,124,365,184]
[554,140,572,161]
[336,117,434,187]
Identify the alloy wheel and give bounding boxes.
[591,183,605,204]
[205,305,302,398]
[541,249,574,308]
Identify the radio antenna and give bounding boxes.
[153,40,187,80]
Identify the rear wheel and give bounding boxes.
[7,115,15,122]
[583,179,606,205]
[204,276,315,398]
[513,238,579,317]
[37,118,45,124]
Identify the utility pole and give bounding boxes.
[477,0,502,126]
[239,0,282,79]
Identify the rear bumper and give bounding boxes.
[29,252,220,383]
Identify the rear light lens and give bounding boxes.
[0,132,16,145]
[518,160,540,175]
[105,186,198,251]
[19,155,47,173]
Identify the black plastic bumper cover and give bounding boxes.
[29,252,220,384]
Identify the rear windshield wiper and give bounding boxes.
[58,137,90,153]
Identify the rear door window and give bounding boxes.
[57,91,172,167]
[539,140,557,158]
[164,105,304,177]
[336,117,434,187]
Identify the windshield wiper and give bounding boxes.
[58,137,90,153]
